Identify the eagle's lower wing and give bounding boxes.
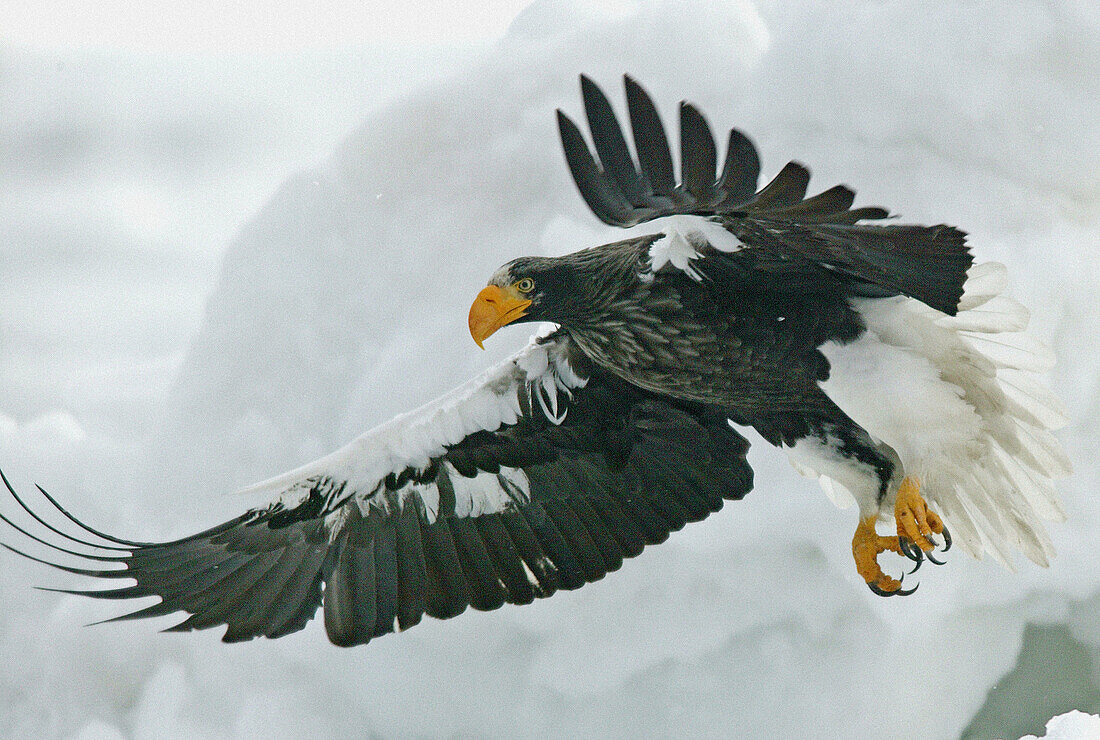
[559,75,972,314]
[0,331,752,646]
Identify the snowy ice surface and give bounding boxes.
[1021,711,1100,740]
[2,1,1099,738]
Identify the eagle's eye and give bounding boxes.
[514,277,535,293]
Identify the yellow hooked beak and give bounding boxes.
[468,284,532,349]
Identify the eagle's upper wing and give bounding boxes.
[0,330,752,646]
[559,76,972,315]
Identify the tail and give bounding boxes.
[859,262,1071,567]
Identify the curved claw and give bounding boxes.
[941,526,952,552]
[867,581,899,597]
[926,550,946,566]
[908,556,923,575]
[899,538,924,563]
[862,576,915,593]
[865,572,919,598]
[894,581,919,596]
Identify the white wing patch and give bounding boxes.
[812,261,1070,568]
[645,215,742,281]
[448,464,531,519]
[239,328,585,523]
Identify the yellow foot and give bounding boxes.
[894,477,952,566]
[852,516,916,596]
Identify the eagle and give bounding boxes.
[0,76,1069,646]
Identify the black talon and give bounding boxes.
[867,581,897,597]
[865,572,919,598]
[941,526,952,552]
[908,556,922,575]
[926,550,945,566]
[894,581,919,596]
[899,538,924,563]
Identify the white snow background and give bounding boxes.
[2,1,1099,738]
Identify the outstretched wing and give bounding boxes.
[0,331,752,646]
[558,75,973,315]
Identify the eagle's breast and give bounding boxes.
[563,276,732,407]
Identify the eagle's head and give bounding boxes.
[467,256,565,348]
[468,237,656,348]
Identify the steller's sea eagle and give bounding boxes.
[0,76,1070,645]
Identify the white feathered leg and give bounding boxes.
[786,433,923,594]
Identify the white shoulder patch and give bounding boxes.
[645,214,742,280]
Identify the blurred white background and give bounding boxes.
[1,1,1098,738]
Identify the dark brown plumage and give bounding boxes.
[0,74,1005,645]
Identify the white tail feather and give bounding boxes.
[998,368,1071,429]
[931,486,983,559]
[998,419,1073,479]
[936,295,1030,333]
[961,331,1056,372]
[990,444,1066,522]
[820,261,1069,567]
[957,261,1008,310]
